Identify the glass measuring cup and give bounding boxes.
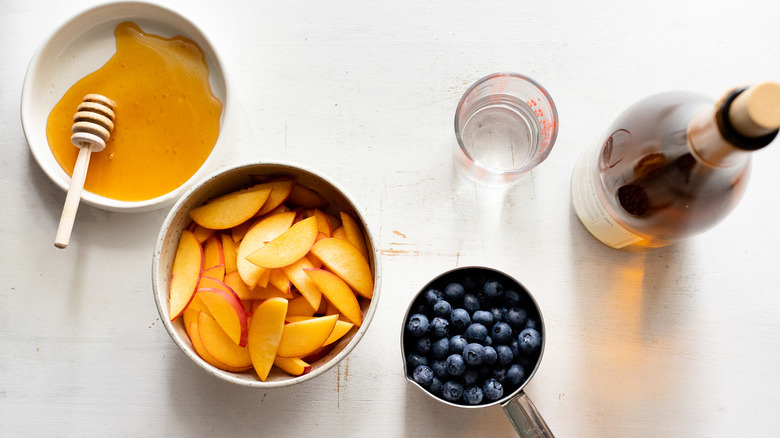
[401,266,554,437]
[455,73,558,185]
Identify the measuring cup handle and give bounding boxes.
[501,391,555,438]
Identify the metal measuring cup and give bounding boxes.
[400,266,554,437]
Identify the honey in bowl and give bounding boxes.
[46,22,223,202]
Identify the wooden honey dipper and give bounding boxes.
[54,94,117,249]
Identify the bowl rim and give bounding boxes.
[20,0,230,213]
[152,161,382,387]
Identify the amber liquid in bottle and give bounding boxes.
[572,86,779,249]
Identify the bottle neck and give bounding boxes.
[688,87,778,168]
[688,106,750,168]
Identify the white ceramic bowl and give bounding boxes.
[21,1,229,212]
[152,162,382,387]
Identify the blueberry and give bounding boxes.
[431,360,448,379]
[462,369,479,386]
[518,328,542,354]
[462,385,483,405]
[518,354,536,370]
[508,339,521,358]
[433,300,452,318]
[525,318,539,330]
[462,343,486,366]
[406,313,429,337]
[465,323,488,344]
[463,294,480,314]
[483,280,504,301]
[441,381,464,402]
[472,310,494,327]
[483,346,498,365]
[495,345,514,366]
[429,377,443,396]
[432,337,450,359]
[506,364,526,386]
[444,282,465,303]
[491,367,507,383]
[449,335,468,355]
[413,365,434,387]
[406,353,428,372]
[488,306,504,323]
[424,288,443,306]
[415,336,431,354]
[483,336,492,346]
[482,378,504,401]
[491,322,513,344]
[450,308,471,331]
[504,289,522,307]
[445,354,466,376]
[504,307,528,328]
[430,317,450,338]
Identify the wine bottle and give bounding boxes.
[571,83,780,249]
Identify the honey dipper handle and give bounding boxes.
[54,147,91,249]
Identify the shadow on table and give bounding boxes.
[564,206,700,434]
[401,379,517,437]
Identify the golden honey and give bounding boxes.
[46,22,222,202]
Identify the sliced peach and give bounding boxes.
[169,230,203,321]
[203,234,224,270]
[287,183,328,208]
[237,212,296,288]
[198,312,252,369]
[302,343,336,363]
[269,268,292,295]
[277,314,338,358]
[246,216,318,268]
[187,293,212,317]
[308,238,374,298]
[332,226,347,241]
[197,287,248,347]
[256,267,272,288]
[304,268,363,326]
[190,188,272,230]
[186,319,251,372]
[340,212,368,261]
[273,356,312,376]
[312,209,332,237]
[281,257,322,310]
[249,179,295,217]
[286,295,317,317]
[201,266,225,283]
[252,284,293,300]
[323,320,355,346]
[224,270,253,300]
[221,233,238,273]
[231,220,253,243]
[191,224,216,243]
[248,298,288,381]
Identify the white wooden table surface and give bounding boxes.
[2,0,780,436]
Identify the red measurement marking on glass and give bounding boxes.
[490,78,510,103]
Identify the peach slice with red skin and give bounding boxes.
[189,188,271,230]
[198,311,252,369]
[276,314,338,358]
[268,268,292,295]
[246,216,318,269]
[304,268,363,326]
[237,211,296,288]
[281,257,322,310]
[273,357,312,376]
[308,237,374,299]
[197,286,249,347]
[169,230,203,321]
[187,318,251,372]
[247,298,288,381]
